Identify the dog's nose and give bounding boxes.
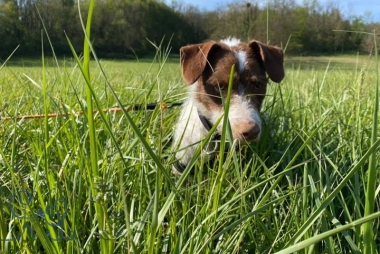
[239,122,261,141]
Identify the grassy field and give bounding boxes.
[1,39,380,254]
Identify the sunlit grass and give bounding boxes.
[0,17,379,254]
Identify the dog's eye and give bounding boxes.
[253,83,263,90]
[215,84,226,91]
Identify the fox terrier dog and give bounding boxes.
[172,38,285,174]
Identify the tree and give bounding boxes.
[1,0,379,57]
[0,1,23,55]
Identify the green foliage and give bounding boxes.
[0,0,205,58]
[1,0,380,58]
[0,1,23,52]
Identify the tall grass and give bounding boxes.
[0,4,380,254]
[76,0,114,252]
[360,31,379,254]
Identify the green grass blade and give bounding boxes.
[360,30,379,254]
[76,0,113,252]
[276,212,380,254]
[287,138,380,246]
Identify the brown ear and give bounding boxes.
[180,41,217,85]
[249,40,285,83]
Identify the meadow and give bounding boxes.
[0,40,380,254]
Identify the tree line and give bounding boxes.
[0,0,379,58]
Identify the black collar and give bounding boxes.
[198,111,221,140]
[173,161,186,173]
[198,112,213,131]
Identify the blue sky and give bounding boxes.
[164,0,380,23]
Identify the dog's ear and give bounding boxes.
[249,40,285,83]
[180,41,218,85]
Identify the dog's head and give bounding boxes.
[180,38,285,142]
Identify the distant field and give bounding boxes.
[0,53,379,253]
[0,57,182,116]
[286,54,377,70]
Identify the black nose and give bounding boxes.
[242,123,260,140]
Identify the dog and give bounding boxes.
[172,38,285,174]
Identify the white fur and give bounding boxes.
[172,83,213,169]
[236,51,247,73]
[220,37,246,72]
[172,99,207,167]
[228,94,262,140]
[221,37,241,47]
[202,93,261,140]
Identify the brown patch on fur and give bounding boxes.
[249,40,285,82]
[180,41,219,85]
